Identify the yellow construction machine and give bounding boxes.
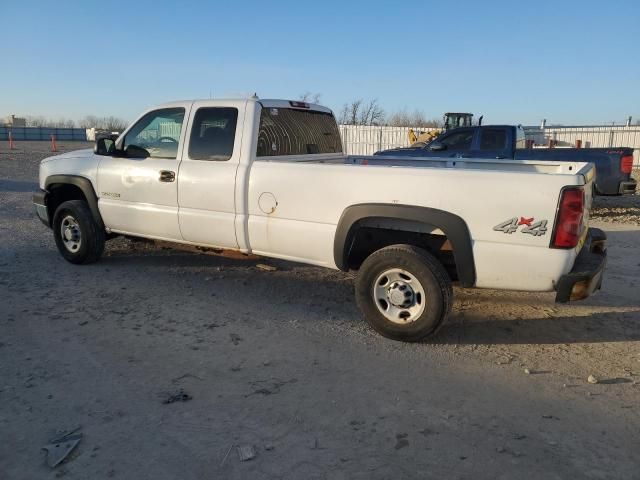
[408,112,476,146]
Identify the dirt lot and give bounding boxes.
[1,142,639,479]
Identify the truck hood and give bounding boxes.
[39,149,101,191]
[374,146,428,156]
[40,148,94,164]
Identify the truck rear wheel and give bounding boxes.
[355,244,452,342]
[52,200,105,264]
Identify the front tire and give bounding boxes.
[52,200,105,264]
[355,244,453,342]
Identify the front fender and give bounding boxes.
[44,175,104,230]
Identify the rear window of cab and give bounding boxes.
[257,107,342,156]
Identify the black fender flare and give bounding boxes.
[334,203,476,287]
[44,175,105,230]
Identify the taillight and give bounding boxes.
[621,154,633,174]
[552,187,585,248]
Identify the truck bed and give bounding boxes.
[268,153,594,177]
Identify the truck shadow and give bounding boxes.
[99,241,640,346]
[432,310,640,345]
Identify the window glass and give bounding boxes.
[124,108,185,159]
[439,130,473,150]
[188,108,238,161]
[257,107,342,156]
[515,127,527,149]
[480,128,507,150]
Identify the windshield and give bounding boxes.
[257,107,342,156]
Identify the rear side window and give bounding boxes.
[480,128,507,150]
[257,107,342,157]
[189,107,238,161]
[439,130,473,150]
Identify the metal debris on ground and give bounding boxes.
[237,445,257,462]
[162,388,193,404]
[256,263,277,272]
[588,375,599,384]
[42,428,83,468]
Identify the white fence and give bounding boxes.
[339,125,427,155]
[340,124,640,166]
[524,126,640,166]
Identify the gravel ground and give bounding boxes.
[1,142,639,479]
[591,169,640,225]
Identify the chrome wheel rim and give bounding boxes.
[373,268,426,324]
[60,215,82,253]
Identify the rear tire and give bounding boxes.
[355,244,452,342]
[52,200,105,264]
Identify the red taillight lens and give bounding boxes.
[621,154,633,174]
[552,187,585,248]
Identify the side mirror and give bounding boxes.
[94,137,115,156]
[428,142,446,151]
[124,144,150,158]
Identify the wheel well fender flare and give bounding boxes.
[334,203,476,287]
[45,175,104,230]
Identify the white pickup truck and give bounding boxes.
[34,97,607,341]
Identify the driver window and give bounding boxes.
[124,108,185,159]
[439,130,473,150]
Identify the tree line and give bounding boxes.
[22,115,129,131]
[299,93,441,128]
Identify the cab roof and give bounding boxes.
[153,98,333,114]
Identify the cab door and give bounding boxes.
[430,128,474,158]
[469,127,510,159]
[97,104,190,240]
[177,102,244,249]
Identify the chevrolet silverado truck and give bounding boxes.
[375,125,636,195]
[33,98,607,342]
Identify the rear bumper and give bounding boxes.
[619,179,637,195]
[555,228,607,303]
[33,189,50,227]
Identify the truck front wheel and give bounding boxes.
[52,200,105,264]
[355,244,453,342]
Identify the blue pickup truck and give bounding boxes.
[374,125,636,195]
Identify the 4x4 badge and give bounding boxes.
[493,217,548,236]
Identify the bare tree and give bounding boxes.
[103,116,128,131]
[77,115,128,131]
[24,116,78,127]
[21,114,127,130]
[338,99,385,126]
[78,115,99,129]
[298,92,322,104]
[387,109,441,128]
[359,99,385,126]
[25,116,47,127]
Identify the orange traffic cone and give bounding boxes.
[8,131,15,150]
[51,134,58,152]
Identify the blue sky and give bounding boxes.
[2,0,639,125]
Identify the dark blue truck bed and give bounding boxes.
[374,125,636,195]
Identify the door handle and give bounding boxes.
[159,170,175,182]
